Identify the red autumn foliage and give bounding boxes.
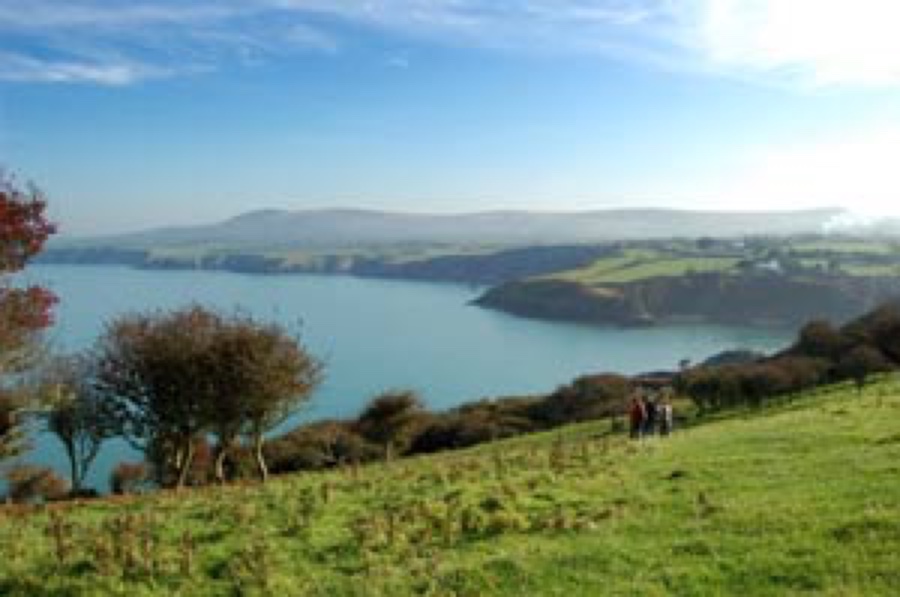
[0,173,58,349]
[0,175,56,272]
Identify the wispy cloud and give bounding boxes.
[2,1,899,87]
[0,2,240,29]
[0,51,172,85]
[0,0,338,84]
[269,0,671,51]
[386,55,410,70]
[271,0,900,87]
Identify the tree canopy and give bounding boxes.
[94,306,323,487]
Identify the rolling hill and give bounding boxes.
[56,207,849,249]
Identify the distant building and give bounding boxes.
[755,259,783,274]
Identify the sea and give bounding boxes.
[14,265,794,490]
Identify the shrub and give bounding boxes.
[795,320,848,360]
[265,421,381,474]
[408,414,469,453]
[5,465,69,503]
[777,356,831,388]
[110,461,152,495]
[530,374,631,425]
[354,390,427,459]
[738,363,792,407]
[410,413,508,454]
[835,345,893,391]
[678,356,832,412]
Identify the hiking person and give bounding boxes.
[659,398,674,436]
[628,395,646,439]
[644,395,658,436]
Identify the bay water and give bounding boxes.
[17,265,794,490]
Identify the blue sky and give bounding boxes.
[2,1,900,235]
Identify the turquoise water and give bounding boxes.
[19,265,794,490]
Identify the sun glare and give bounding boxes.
[724,126,900,217]
[702,0,900,85]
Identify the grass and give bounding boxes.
[841,264,900,277]
[552,249,739,285]
[791,240,897,255]
[2,379,899,596]
[551,240,900,287]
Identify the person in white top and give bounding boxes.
[659,398,674,436]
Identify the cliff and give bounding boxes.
[475,271,900,327]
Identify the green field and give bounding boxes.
[551,249,740,285]
[842,264,900,277]
[2,379,899,596]
[791,239,897,255]
[547,237,900,288]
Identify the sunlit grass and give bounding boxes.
[2,379,899,595]
[552,250,739,286]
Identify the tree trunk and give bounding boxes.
[65,440,80,495]
[214,443,230,485]
[254,434,268,483]
[176,440,195,490]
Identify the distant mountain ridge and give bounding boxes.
[58,207,850,249]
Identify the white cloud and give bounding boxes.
[695,0,900,86]
[0,0,338,84]
[2,1,900,87]
[0,2,241,29]
[0,51,171,85]
[269,0,670,48]
[268,0,900,87]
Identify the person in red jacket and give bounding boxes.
[629,394,646,440]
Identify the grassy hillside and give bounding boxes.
[548,239,900,287]
[2,379,899,596]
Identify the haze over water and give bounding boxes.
[26,265,793,489]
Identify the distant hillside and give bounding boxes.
[56,207,849,249]
[475,241,900,327]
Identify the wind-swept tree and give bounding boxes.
[40,355,117,494]
[95,306,222,488]
[95,306,322,487]
[0,172,56,463]
[226,316,323,482]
